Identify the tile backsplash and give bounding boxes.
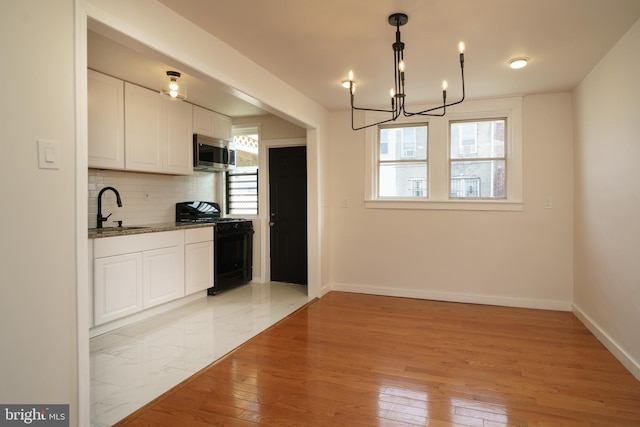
[88,169,219,228]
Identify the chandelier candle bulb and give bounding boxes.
[348,70,356,94]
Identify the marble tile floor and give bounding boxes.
[90,281,310,426]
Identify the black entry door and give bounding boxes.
[268,146,307,284]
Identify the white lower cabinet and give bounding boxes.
[144,245,185,308]
[92,230,184,326]
[185,227,214,295]
[94,252,143,325]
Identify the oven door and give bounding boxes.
[211,227,253,294]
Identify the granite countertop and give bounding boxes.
[88,222,214,239]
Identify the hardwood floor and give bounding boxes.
[116,292,640,426]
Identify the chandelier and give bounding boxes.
[343,13,466,131]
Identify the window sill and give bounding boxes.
[364,199,523,211]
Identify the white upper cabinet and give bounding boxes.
[164,99,194,175]
[124,82,193,175]
[88,70,125,169]
[125,82,163,172]
[88,70,193,175]
[193,105,232,140]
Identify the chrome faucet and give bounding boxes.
[97,186,123,229]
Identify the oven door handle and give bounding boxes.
[215,230,255,238]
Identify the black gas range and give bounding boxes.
[176,201,253,294]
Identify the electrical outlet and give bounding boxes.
[544,197,553,209]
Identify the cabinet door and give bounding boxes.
[192,105,215,137]
[214,113,232,140]
[125,83,163,172]
[164,99,193,175]
[94,253,143,325]
[143,245,185,308]
[185,240,214,295]
[193,105,231,140]
[88,70,124,169]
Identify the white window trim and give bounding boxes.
[364,97,523,211]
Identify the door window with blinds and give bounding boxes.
[226,125,259,215]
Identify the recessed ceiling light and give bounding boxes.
[509,58,528,69]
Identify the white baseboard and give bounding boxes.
[330,282,572,311]
[572,303,640,381]
[319,283,332,297]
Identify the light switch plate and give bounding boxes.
[37,139,60,170]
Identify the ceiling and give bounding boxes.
[90,0,640,118]
[87,28,268,117]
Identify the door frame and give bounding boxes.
[258,138,306,286]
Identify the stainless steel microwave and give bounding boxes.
[193,134,236,172]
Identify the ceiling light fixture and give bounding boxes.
[509,58,528,69]
[160,70,187,101]
[343,13,467,131]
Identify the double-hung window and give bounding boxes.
[450,119,506,199]
[378,124,428,198]
[365,97,522,210]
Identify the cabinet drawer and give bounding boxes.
[94,230,184,258]
[185,226,214,244]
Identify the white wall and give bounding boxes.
[328,93,574,310]
[233,115,306,140]
[0,0,79,422]
[573,17,640,379]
